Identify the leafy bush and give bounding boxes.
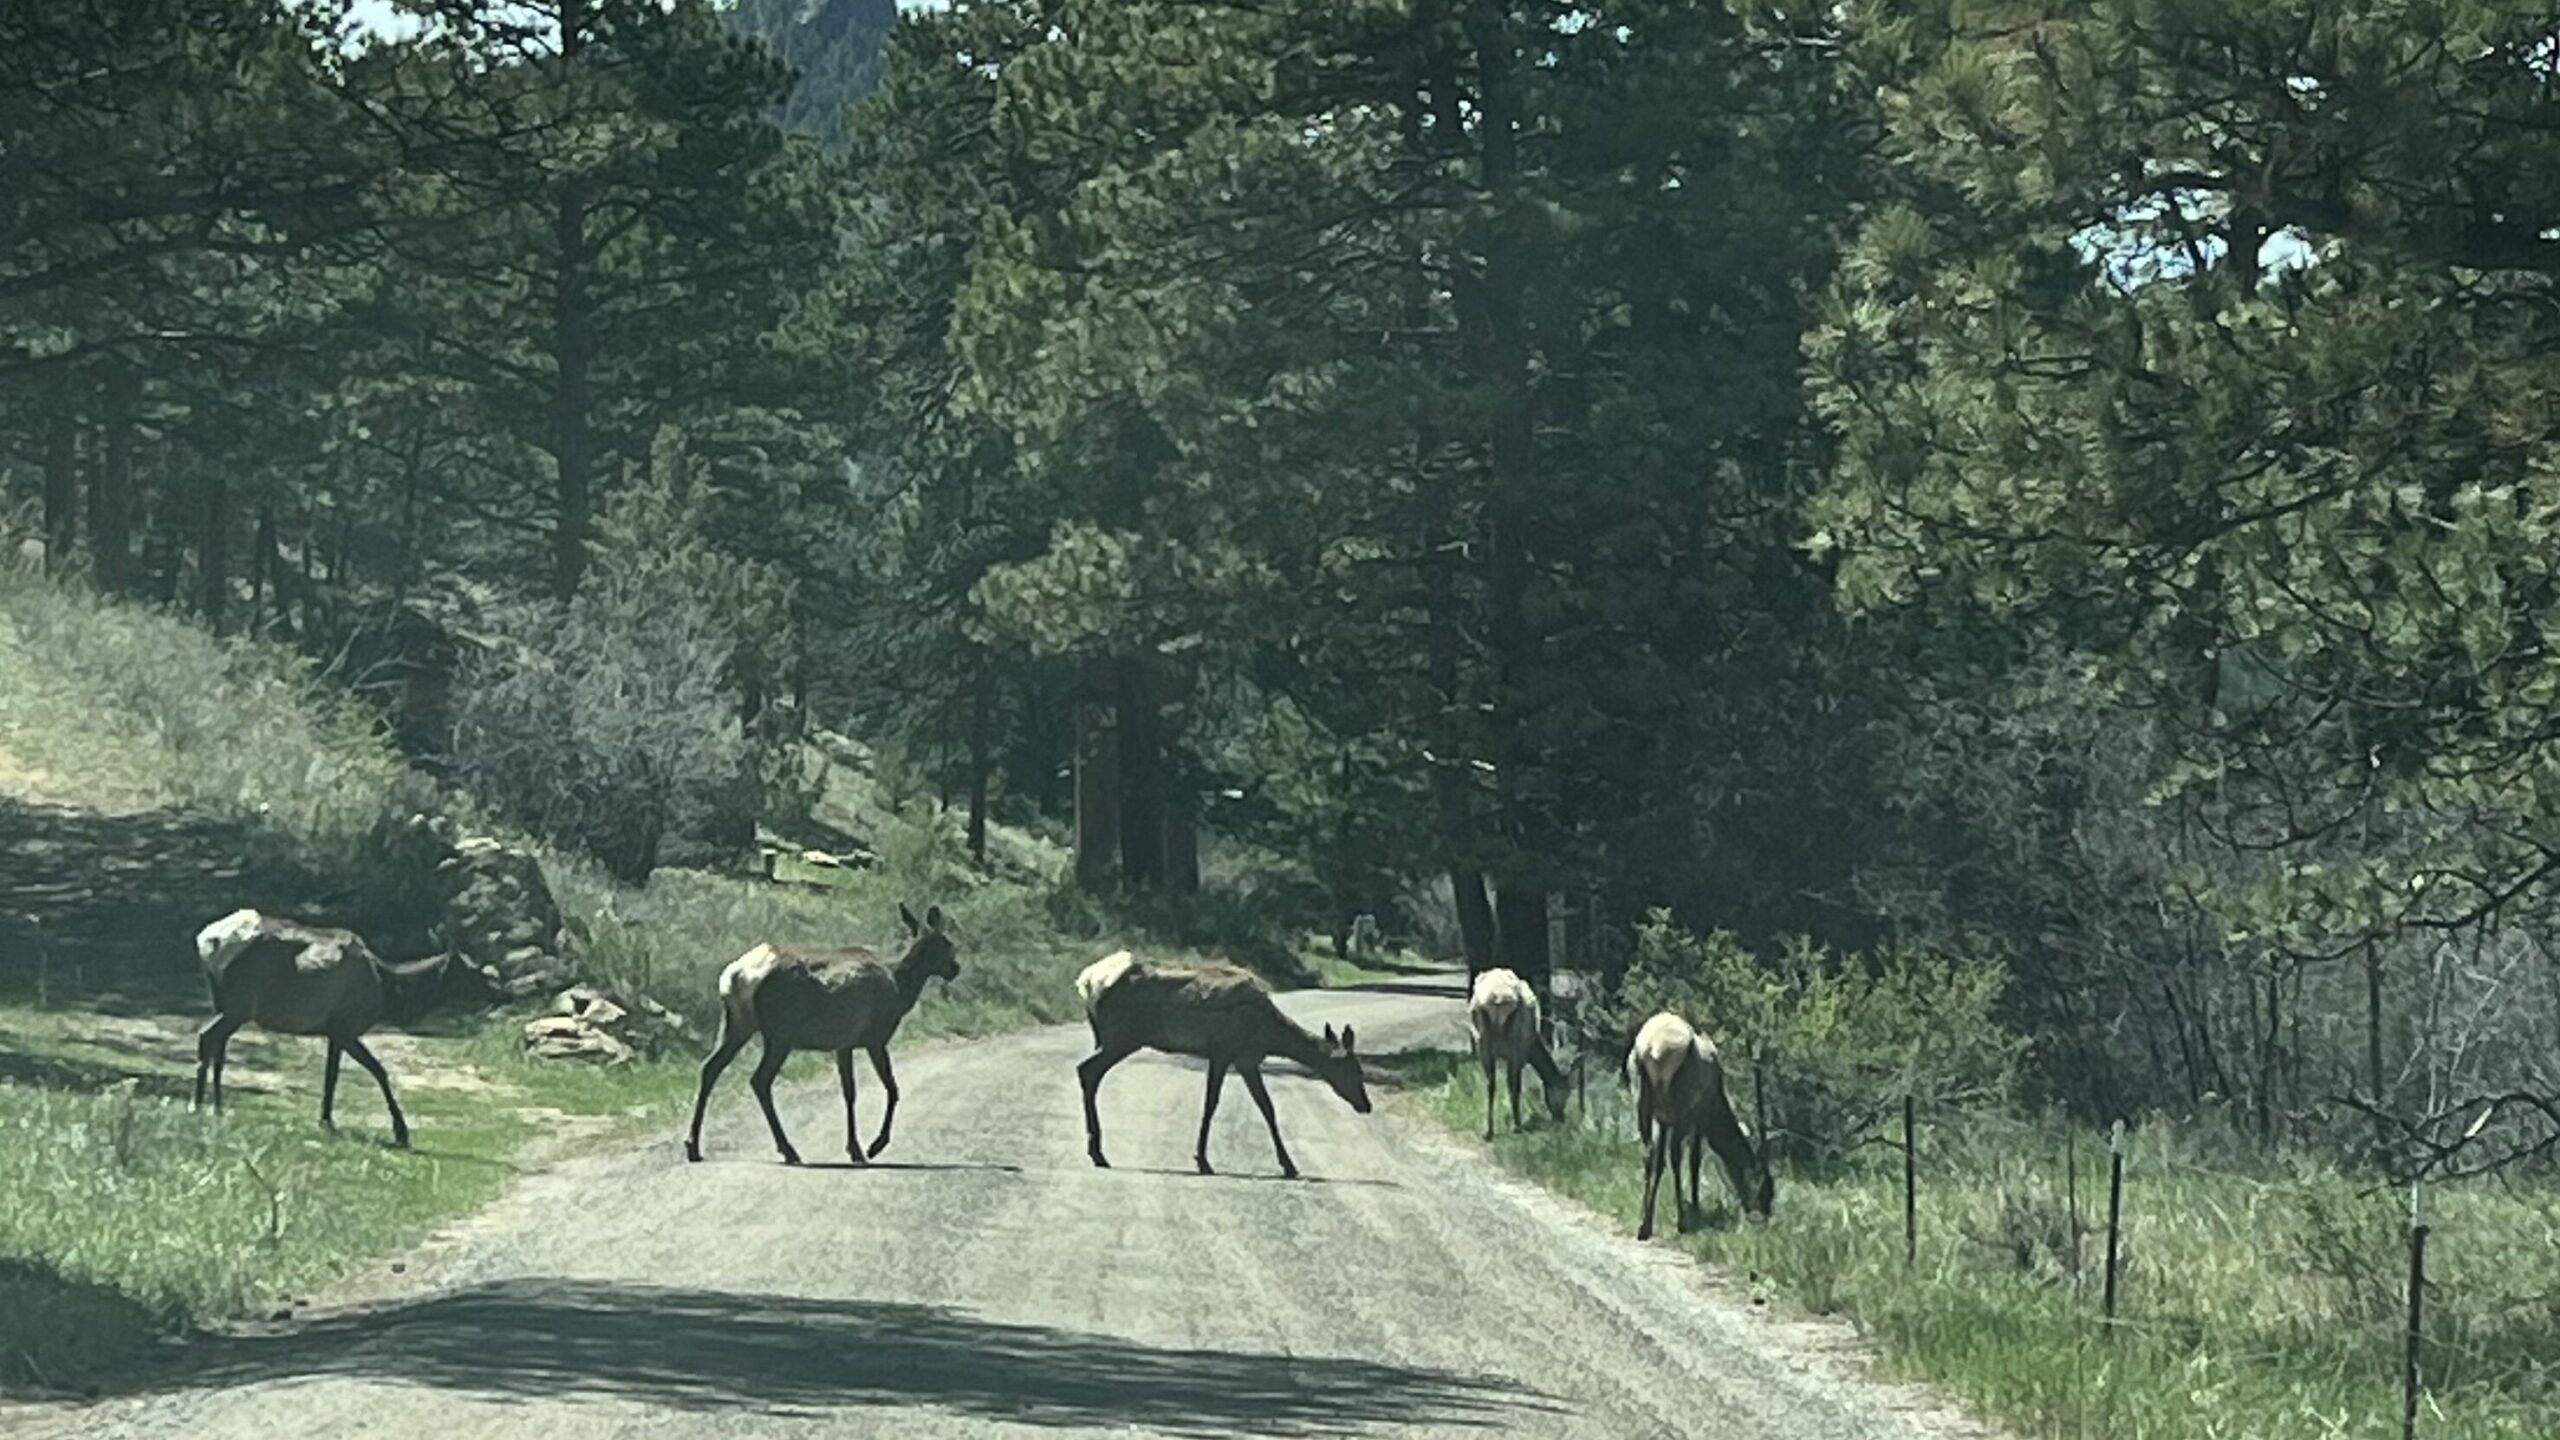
[1616,912,2023,1164]
[452,429,790,883]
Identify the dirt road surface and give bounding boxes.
[18,976,1988,1440]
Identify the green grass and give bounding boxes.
[0,1000,696,1395]
[1389,1051,2560,1440]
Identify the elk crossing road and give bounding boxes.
[39,972,1984,1440]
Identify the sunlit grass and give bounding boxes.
[0,1001,695,1395]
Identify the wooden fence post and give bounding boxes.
[2102,1119,2127,1326]
[1903,1092,1918,1269]
[2405,1182,2429,1440]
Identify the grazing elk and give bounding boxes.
[1468,967,1568,1139]
[1627,1010,1773,1239]
[193,909,463,1147]
[1075,950,1371,1179]
[684,902,959,1166]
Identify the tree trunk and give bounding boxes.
[1116,656,1166,888]
[966,661,993,869]
[1459,0,1546,986]
[196,466,233,633]
[1073,662,1121,890]
[1163,801,1200,895]
[1494,878,1550,991]
[549,10,596,601]
[41,410,78,574]
[394,418,426,608]
[249,508,271,635]
[88,370,135,592]
[1452,870,1496,976]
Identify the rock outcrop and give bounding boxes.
[418,819,579,999]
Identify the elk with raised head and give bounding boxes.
[1627,1009,1773,1239]
[684,902,959,1166]
[1075,950,1371,1179]
[192,909,465,1147]
[1468,967,1567,1140]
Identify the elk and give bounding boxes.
[1468,967,1568,1139]
[1627,1010,1773,1239]
[192,909,463,1147]
[684,902,959,1166]
[1075,950,1371,1179]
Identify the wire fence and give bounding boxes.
[1527,974,2560,1439]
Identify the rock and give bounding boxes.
[521,983,689,1064]
[556,985,628,1028]
[522,1015,634,1066]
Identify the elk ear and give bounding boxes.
[1322,1023,1337,1046]
[1340,1024,1357,1054]
[899,902,923,935]
[924,904,947,933]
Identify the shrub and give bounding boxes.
[1616,912,2024,1165]
[451,428,789,883]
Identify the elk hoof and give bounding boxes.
[865,1135,891,1160]
[1196,1156,1215,1176]
[684,1143,704,1163]
[1637,1222,1655,1241]
[778,1150,803,1167]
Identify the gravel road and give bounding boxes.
[17,975,1989,1440]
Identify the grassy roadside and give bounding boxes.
[0,999,698,1394]
[1385,1051,2560,1440]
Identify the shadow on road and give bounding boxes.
[163,1278,1547,1434]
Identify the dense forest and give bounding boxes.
[8,0,2560,1178]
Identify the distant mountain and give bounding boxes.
[726,0,898,149]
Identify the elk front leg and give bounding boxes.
[685,1034,748,1162]
[1481,1049,1498,1140]
[863,1045,900,1159]
[1506,1059,1525,1132]
[1238,1065,1297,1180]
[1078,1043,1137,1168]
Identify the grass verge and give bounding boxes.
[1386,1051,2560,1440]
[0,999,696,1395]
